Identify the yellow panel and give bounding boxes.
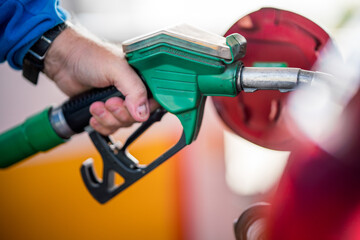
[0,129,182,240]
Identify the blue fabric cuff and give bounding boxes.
[0,0,69,69]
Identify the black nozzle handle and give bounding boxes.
[60,86,124,135]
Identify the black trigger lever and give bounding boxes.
[80,108,187,204]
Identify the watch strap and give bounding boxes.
[23,22,68,84]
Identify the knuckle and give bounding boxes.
[102,119,119,129]
[99,126,116,136]
[119,114,133,124]
[134,86,147,98]
[90,117,120,135]
[113,108,134,124]
[101,129,113,136]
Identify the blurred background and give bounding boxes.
[0,0,359,239]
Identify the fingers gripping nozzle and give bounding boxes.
[80,108,187,203]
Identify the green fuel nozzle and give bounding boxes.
[122,24,247,144]
[0,24,334,203]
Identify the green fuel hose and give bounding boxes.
[0,87,125,168]
[0,107,64,168]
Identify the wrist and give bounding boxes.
[22,22,68,84]
[43,24,79,81]
[43,24,110,96]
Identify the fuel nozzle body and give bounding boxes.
[122,24,331,145]
[123,24,247,144]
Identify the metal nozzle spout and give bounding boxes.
[237,67,335,93]
[298,70,337,87]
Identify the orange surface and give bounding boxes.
[0,128,182,240]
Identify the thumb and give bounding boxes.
[111,60,150,122]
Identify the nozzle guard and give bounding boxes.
[123,23,246,62]
[81,108,187,203]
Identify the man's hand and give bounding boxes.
[44,25,157,135]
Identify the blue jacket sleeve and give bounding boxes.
[0,0,68,69]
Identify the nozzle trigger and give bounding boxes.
[80,108,187,204]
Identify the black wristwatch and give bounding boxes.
[22,22,68,84]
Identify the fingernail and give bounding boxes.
[93,108,105,117]
[137,104,148,118]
